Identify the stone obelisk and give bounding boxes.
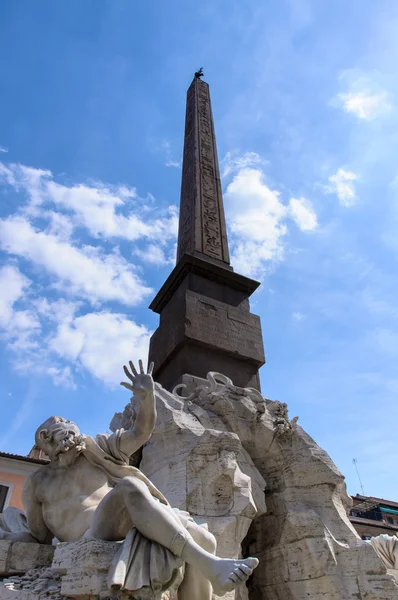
[148,74,265,390]
[176,73,230,265]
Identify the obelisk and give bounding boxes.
[176,74,230,265]
[148,73,265,390]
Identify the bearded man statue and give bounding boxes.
[0,360,258,599]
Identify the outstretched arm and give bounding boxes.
[22,475,53,544]
[119,360,156,457]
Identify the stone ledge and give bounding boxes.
[0,542,54,577]
[149,253,259,314]
[52,538,182,600]
[0,540,182,600]
[52,538,119,598]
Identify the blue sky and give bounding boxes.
[1,0,398,501]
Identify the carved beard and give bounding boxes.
[52,432,86,460]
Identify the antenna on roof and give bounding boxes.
[352,458,365,496]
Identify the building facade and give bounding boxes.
[0,451,47,513]
[350,493,398,539]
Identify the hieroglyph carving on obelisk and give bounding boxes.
[177,77,230,264]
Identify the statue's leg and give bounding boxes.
[178,522,216,600]
[88,476,258,596]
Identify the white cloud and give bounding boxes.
[0,216,153,306]
[133,243,173,266]
[334,70,392,120]
[338,91,391,120]
[12,361,76,389]
[222,151,266,178]
[0,280,151,388]
[0,146,8,153]
[33,297,79,323]
[44,178,177,241]
[326,168,358,206]
[288,197,318,231]
[43,366,75,387]
[0,265,30,326]
[46,211,74,240]
[224,161,319,279]
[225,168,287,277]
[0,158,177,389]
[50,312,152,386]
[0,163,16,186]
[0,162,179,243]
[0,266,43,369]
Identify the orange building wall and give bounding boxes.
[0,470,27,511]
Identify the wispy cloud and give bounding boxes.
[325,168,358,206]
[0,265,31,326]
[0,146,8,153]
[292,312,304,321]
[162,140,181,168]
[221,151,266,178]
[0,216,153,306]
[288,197,318,231]
[338,91,391,120]
[0,162,179,243]
[333,70,392,120]
[132,243,174,266]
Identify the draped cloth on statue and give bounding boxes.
[84,431,169,504]
[107,528,184,593]
[369,534,398,570]
[0,506,30,535]
[84,431,186,593]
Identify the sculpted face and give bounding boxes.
[35,416,86,461]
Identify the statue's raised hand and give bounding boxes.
[120,360,155,397]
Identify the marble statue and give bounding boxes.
[369,534,398,574]
[0,361,258,599]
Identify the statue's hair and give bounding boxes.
[34,416,68,448]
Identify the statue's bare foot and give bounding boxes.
[209,556,259,596]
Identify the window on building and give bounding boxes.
[0,484,10,512]
[387,517,394,524]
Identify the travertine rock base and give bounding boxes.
[0,542,54,577]
[182,373,398,600]
[0,539,182,600]
[52,538,182,600]
[52,538,119,598]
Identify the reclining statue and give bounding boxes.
[0,360,258,599]
[368,533,398,574]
